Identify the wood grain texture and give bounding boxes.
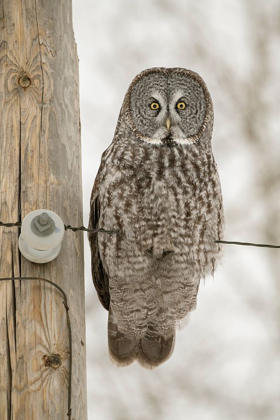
[0,0,87,418]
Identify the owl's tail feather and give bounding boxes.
[108,308,138,367]
[108,309,175,368]
[137,325,176,369]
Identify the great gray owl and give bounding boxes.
[88,67,224,369]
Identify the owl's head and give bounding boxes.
[122,67,213,146]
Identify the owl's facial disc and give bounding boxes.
[129,69,211,145]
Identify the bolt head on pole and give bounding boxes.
[19,209,65,263]
[31,212,56,236]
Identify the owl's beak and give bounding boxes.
[165,118,171,131]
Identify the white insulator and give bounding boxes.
[18,209,65,264]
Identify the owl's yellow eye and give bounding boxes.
[150,102,160,110]
[176,101,187,110]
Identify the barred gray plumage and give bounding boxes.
[88,67,224,368]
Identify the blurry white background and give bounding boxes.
[72,1,280,419]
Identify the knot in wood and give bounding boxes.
[18,74,31,88]
[43,353,62,369]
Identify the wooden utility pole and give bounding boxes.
[0,0,87,419]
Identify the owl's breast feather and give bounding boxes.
[99,142,222,263]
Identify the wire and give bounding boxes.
[0,221,21,228]
[215,240,280,249]
[0,276,73,419]
[1,220,280,248]
[64,225,119,234]
[1,220,119,234]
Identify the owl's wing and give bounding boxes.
[88,170,110,311]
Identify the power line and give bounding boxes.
[1,220,280,249]
[215,240,280,249]
[64,225,119,234]
[0,221,21,228]
[0,220,118,234]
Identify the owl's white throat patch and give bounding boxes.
[140,127,195,146]
[140,136,196,146]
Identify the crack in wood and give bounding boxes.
[18,98,22,292]
[6,307,12,420]
[11,246,17,349]
[34,0,45,193]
